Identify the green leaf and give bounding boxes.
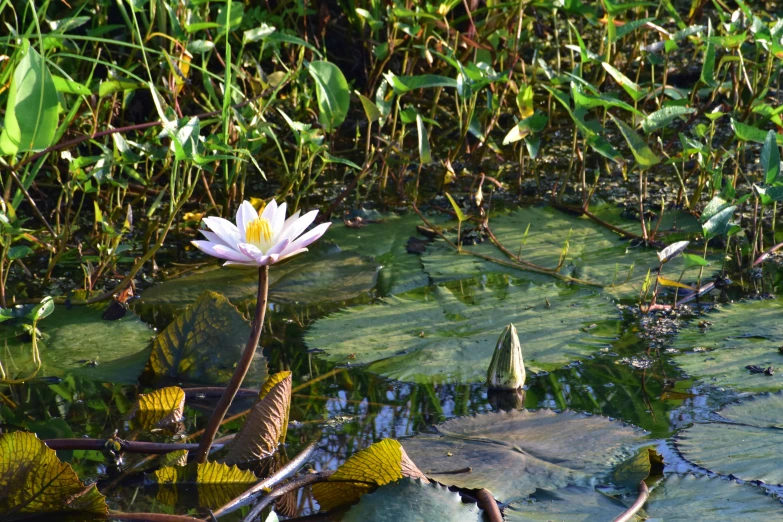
[153,461,257,509]
[609,114,660,168]
[0,41,60,154]
[126,386,185,431]
[0,431,108,517]
[730,118,783,145]
[701,42,717,87]
[343,479,481,522]
[641,106,696,134]
[676,392,783,484]
[701,205,735,239]
[306,280,619,383]
[671,298,783,392]
[145,291,264,385]
[216,2,244,33]
[389,74,458,93]
[444,193,468,223]
[51,75,91,95]
[7,245,33,260]
[243,23,275,43]
[356,91,382,123]
[761,130,780,184]
[681,253,710,268]
[504,487,633,521]
[416,114,431,164]
[312,439,427,511]
[402,409,647,503]
[602,62,645,101]
[308,61,350,131]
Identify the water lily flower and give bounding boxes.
[192,200,330,267]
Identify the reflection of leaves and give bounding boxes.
[342,478,479,522]
[402,409,646,503]
[220,372,292,465]
[153,461,257,510]
[307,278,619,383]
[0,432,108,518]
[676,392,783,485]
[145,291,266,385]
[671,298,783,392]
[643,475,783,520]
[613,446,657,491]
[126,386,185,431]
[0,303,152,384]
[504,486,634,521]
[312,439,427,511]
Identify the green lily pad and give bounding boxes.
[421,207,676,300]
[305,277,620,384]
[671,298,783,392]
[643,474,783,520]
[325,213,436,295]
[676,392,783,485]
[401,409,647,504]
[0,302,153,384]
[503,487,635,521]
[136,249,377,322]
[341,478,481,522]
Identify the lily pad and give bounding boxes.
[676,392,783,485]
[422,206,671,299]
[671,298,783,392]
[643,474,783,520]
[341,478,481,522]
[503,487,635,521]
[401,409,647,504]
[0,303,153,384]
[126,386,185,431]
[136,249,377,322]
[325,213,436,295]
[144,291,266,385]
[306,277,620,383]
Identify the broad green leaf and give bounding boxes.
[657,240,689,263]
[153,461,257,509]
[0,42,60,154]
[701,42,717,87]
[312,439,427,511]
[243,23,275,43]
[343,478,481,522]
[7,246,33,261]
[609,114,660,168]
[671,298,783,392]
[220,372,291,465]
[643,475,783,520]
[602,63,644,101]
[681,253,710,268]
[641,106,696,134]
[0,301,152,383]
[676,393,783,484]
[216,2,243,33]
[402,409,647,503]
[731,118,783,145]
[504,487,635,521]
[701,205,735,239]
[306,279,619,383]
[308,61,350,131]
[701,196,730,221]
[416,114,432,164]
[761,130,780,184]
[0,431,108,517]
[356,91,382,123]
[145,291,265,385]
[51,75,91,95]
[126,386,185,431]
[389,74,458,93]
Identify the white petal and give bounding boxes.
[202,216,241,247]
[279,210,301,237]
[236,201,258,239]
[271,202,287,236]
[199,230,230,247]
[265,237,290,257]
[280,210,318,243]
[261,199,278,222]
[276,247,309,262]
[223,260,262,267]
[286,222,331,252]
[237,242,265,261]
[192,240,250,262]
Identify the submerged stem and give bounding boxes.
[194,265,269,463]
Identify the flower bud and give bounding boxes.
[486,324,526,390]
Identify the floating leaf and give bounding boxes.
[126,386,185,431]
[145,291,265,385]
[312,439,427,511]
[220,372,292,465]
[0,432,108,518]
[153,461,257,509]
[503,487,633,521]
[676,392,783,485]
[308,61,350,131]
[643,474,783,520]
[402,409,646,503]
[307,279,619,383]
[0,302,152,384]
[342,478,480,522]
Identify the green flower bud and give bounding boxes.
[486,324,526,390]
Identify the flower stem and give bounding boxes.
[194,265,269,463]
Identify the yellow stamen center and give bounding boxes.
[245,217,274,252]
